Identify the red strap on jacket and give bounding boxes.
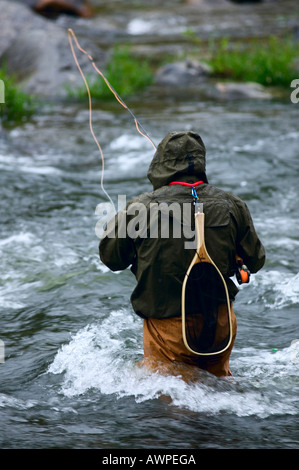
[169,180,204,187]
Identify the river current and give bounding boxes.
[0,89,298,449]
[0,3,299,450]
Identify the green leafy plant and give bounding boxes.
[68,45,153,100]
[206,36,298,87]
[0,65,36,125]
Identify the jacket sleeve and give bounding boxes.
[235,200,266,273]
[99,209,136,272]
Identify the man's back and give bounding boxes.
[100,131,265,320]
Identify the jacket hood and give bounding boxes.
[147,131,208,190]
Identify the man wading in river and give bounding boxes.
[99,131,265,377]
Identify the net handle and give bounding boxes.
[181,211,234,356]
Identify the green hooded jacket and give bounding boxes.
[99,131,265,319]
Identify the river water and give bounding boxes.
[0,1,299,451]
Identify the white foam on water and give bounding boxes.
[232,139,266,153]
[106,133,154,177]
[83,254,111,273]
[0,278,32,309]
[0,232,38,248]
[270,237,299,250]
[255,269,299,309]
[110,134,149,152]
[48,311,141,398]
[0,152,63,176]
[127,15,186,36]
[48,309,299,418]
[127,18,153,35]
[0,393,37,410]
[0,232,45,308]
[0,230,82,268]
[232,130,299,154]
[0,230,82,308]
[18,164,63,176]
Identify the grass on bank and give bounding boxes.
[183,31,298,88]
[67,45,154,100]
[0,65,36,125]
[207,36,298,87]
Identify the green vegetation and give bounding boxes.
[183,30,298,87]
[68,45,154,100]
[0,65,36,125]
[206,36,298,87]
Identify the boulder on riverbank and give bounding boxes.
[215,81,272,99]
[154,60,276,100]
[2,29,73,96]
[0,0,103,97]
[154,59,213,86]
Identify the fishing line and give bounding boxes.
[67,28,156,209]
[91,59,157,150]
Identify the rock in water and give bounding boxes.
[155,60,212,86]
[216,82,272,99]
